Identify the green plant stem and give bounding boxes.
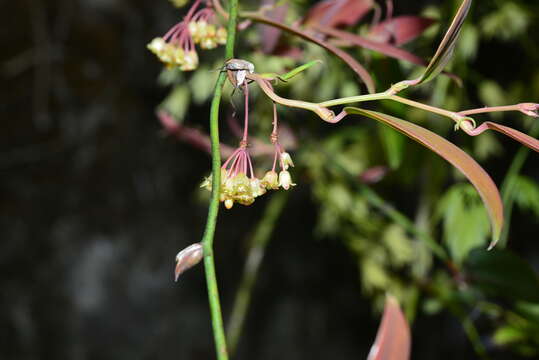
[226,192,289,354]
[202,0,238,359]
[251,75,470,126]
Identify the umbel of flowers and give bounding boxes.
[147,0,226,70]
[201,74,296,209]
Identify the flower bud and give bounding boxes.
[175,243,203,281]
[250,178,266,197]
[280,152,294,170]
[147,37,166,54]
[518,103,539,118]
[224,198,234,209]
[278,170,295,190]
[262,170,279,190]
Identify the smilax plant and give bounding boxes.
[149,0,539,358]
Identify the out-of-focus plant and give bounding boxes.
[148,0,539,358]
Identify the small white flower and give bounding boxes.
[278,170,295,190]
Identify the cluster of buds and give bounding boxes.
[188,20,227,49]
[201,144,295,209]
[147,0,226,70]
[201,75,296,209]
[147,36,198,70]
[201,143,266,209]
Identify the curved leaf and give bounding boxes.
[415,0,472,85]
[367,296,411,360]
[345,107,504,248]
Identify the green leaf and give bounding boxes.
[436,184,490,263]
[415,0,472,85]
[344,107,504,248]
[464,249,539,302]
[378,124,405,169]
[512,175,539,218]
[279,60,323,81]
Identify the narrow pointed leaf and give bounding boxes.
[279,60,323,81]
[368,16,436,46]
[345,107,504,247]
[466,122,539,153]
[367,296,411,360]
[415,0,472,85]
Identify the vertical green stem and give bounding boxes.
[202,0,238,359]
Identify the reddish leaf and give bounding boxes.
[367,296,411,360]
[345,107,504,247]
[314,24,428,67]
[258,0,288,54]
[303,0,373,28]
[466,122,539,153]
[249,14,376,93]
[368,16,436,46]
[313,24,461,84]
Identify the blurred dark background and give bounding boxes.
[1,0,538,359]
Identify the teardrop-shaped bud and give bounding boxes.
[280,152,294,170]
[261,170,279,190]
[224,198,234,209]
[175,243,203,281]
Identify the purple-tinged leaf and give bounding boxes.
[313,24,461,84]
[345,107,504,248]
[414,0,472,85]
[248,14,376,93]
[303,0,373,28]
[465,122,539,153]
[368,16,436,46]
[314,24,428,67]
[258,0,288,54]
[367,296,411,360]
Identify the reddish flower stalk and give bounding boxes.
[459,103,539,118]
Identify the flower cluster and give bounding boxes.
[201,146,295,209]
[201,80,296,209]
[147,0,226,70]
